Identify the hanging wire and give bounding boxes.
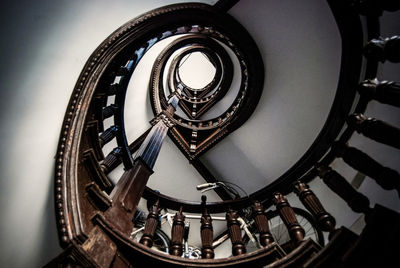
[179,52,193,67]
[221,181,249,199]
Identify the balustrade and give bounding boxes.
[358,79,400,107]
[99,125,119,147]
[347,113,400,149]
[293,181,336,236]
[317,166,371,215]
[364,36,400,62]
[272,192,305,245]
[200,195,214,259]
[170,207,185,256]
[226,209,246,256]
[334,142,400,196]
[252,201,274,247]
[139,200,161,248]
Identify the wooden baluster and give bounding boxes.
[116,66,129,76]
[101,129,151,175]
[99,125,119,147]
[382,36,400,62]
[226,209,246,256]
[92,96,107,132]
[293,181,336,235]
[251,201,274,247]
[102,104,118,119]
[364,36,400,63]
[317,165,371,215]
[200,195,214,259]
[139,200,160,248]
[107,83,120,95]
[347,113,400,150]
[334,142,400,196]
[358,79,400,108]
[272,192,305,245]
[170,206,185,256]
[100,147,122,173]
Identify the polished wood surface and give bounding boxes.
[226,209,246,256]
[170,207,185,256]
[252,201,274,247]
[293,181,336,234]
[200,195,215,259]
[272,192,305,245]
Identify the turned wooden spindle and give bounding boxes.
[200,195,214,259]
[100,147,122,173]
[334,142,400,196]
[170,206,185,256]
[102,104,118,119]
[358,79,400,108]
[116,66,129,76]
[226,209,246,256]
[293,181,336,234]
[99,125,119,147]
[364,36,400,63]
[251,201,274,247]
[107,83,121,95]
[139,200,161,248]
[101,129,151,175]
[272,192,305,245]
[317,166,371,215]
[347,113,400,150]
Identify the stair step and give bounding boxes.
[264,239,321,268]
[303,227,358,268]
[343,204,400,267]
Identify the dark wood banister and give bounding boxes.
[48,1,400,267]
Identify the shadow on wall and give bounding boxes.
[0,1,216,267]
[37,173,62,267]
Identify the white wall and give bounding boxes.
[0,1,398,267]
[0,1,215,267]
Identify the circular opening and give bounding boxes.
[178,51,216,89]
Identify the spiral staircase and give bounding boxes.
[46,0,400,267]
